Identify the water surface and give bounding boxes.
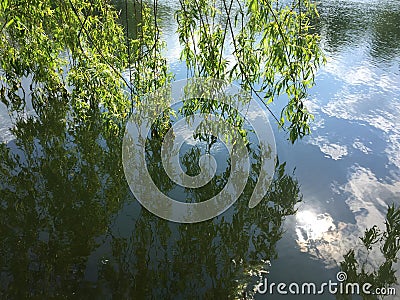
[1,0,400,298]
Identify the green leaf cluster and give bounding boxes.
[175,0,326,142]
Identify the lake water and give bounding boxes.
[1,0,399,299]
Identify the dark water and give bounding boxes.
[1,0,400,299]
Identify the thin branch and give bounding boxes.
[222,0,284,128]
[125,0,133,97]
[217,0,234,79]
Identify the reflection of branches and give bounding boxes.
[0,99,128,298]
[102,130,302,298]
[337,204,400,300]
[0,78,301,298]
[181,147,202,176]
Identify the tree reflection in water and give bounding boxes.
[0,91,302,298]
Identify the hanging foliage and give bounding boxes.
[1,0,324,142]
[176,0,325,142]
